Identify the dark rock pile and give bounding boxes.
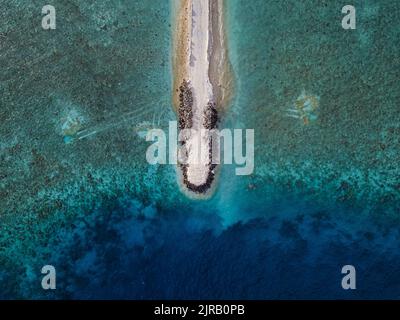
[178,80,193,130]
[203,102,218,130]
[179,98,220,194]
[181,163,217,194]
[177,80,220,194]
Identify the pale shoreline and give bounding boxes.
[172,0,233,199]
[172,0,233,112]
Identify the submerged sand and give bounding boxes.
[172,0,233,199]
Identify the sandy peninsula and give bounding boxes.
[172,0,233,198]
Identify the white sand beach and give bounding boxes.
[172,0,232,197]
[186,0,213,186]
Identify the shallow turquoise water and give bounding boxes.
[0,0,399,299]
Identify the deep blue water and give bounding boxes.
[11,196,397,300]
